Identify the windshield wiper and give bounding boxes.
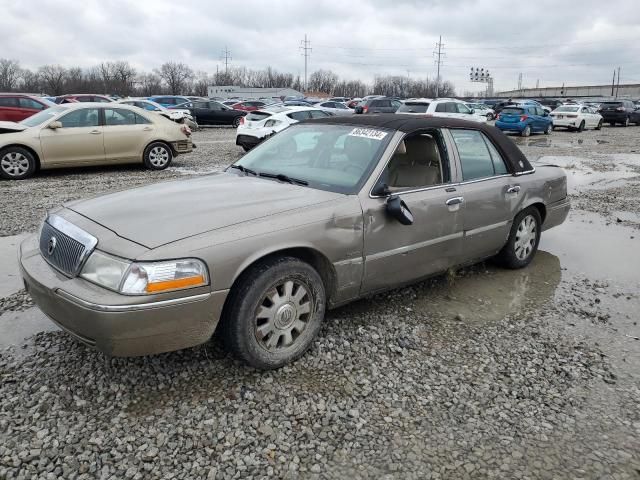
[229,164,257,176]
[259,172,309,186]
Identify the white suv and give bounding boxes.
[396,98,486,123]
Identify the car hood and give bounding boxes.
[0,121,28,133]
[66,172,344,249]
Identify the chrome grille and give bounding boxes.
[39,215,97,277]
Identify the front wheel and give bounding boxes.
[577,120,585,132]
[595,119,603,130]
[143,142,173,170]
[221,256,326,369]
[623,117,630,127]
[486,113,494,120]
[232,116,242,128]
[0,146,37,180]
[521,125,531,137]
[493,207,542,269]
[544,123,552,135]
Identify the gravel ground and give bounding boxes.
[1,124,639,479]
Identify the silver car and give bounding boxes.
[20,116,569,369]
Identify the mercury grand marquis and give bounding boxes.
[19,116,570,369]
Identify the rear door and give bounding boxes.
[369,100,390,113]
[103,108,152,162]
[447,128,519,262]
[39,107,105,166]
[0,96,21,122]
[18,97,47,120]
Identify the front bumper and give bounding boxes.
[19,234,228,357]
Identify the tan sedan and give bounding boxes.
[0,103,192,179]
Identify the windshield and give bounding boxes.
[20,106,66,127]
[397,103,430,113]
[555,106,579,112]
[232,124,393,194]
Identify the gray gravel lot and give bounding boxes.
[1,125,639,479]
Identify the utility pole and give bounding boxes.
[433,36,444,98]
[221,47,232,75]
[616,66,621,98]
[517,73,523,95]
[611,69,616,96]
[300,34,312,92]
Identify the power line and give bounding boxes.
[300,34,312,91]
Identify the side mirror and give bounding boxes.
[386,195,414,225]
[48,121,62,129]
[543,111,549,117]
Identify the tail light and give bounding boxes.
[239,117,245,125]
[520,115,528,121]
[496,114,502,120]
[363,106,369,113]
[180,125,191,136]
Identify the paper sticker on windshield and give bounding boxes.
[348,128,388,140]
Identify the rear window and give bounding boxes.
[246,111,272,121]
[501,107,524,115]
[555,106,579,112]
[601,102,623,107]
[397,103,430,113]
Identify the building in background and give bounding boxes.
[208,85,303,100]
[497,83,640,98]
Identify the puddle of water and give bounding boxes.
[0,307,58,354]
[0,233,28,298]
[535,155,640,194]
[612,210,640,224]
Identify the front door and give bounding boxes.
[39,107,105,166]
[447,128,520,262]
[360,130,464,294]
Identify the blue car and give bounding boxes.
[148,95,191,108]
[495,104,553,137]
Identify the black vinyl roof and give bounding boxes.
[304,114,533,173]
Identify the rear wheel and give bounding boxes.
[544,123,552,135]
[577,120,585,132]
[623,117,630,127]
[486,112,494,120]
[232,116,242,128]
[595,119,603,130]
[221,256,326,369]
[143,142,173,170]
[0,146,36,180]
[494,207,542,269]
[521,125,531,137]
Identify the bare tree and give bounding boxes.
[308,69,338,94]
[155,62,194,95]
[112,61,137,96]
[19,69,41,93]
[191,71,211,97]
[0,59,21,92]
[137,73,163,96]
[38,65,67,95]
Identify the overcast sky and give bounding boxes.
[3,0,640,93]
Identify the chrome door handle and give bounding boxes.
[89,130,101,134]
[445,196,464,206]
[507,185,521,194]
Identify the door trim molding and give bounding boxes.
[366,231,463,262]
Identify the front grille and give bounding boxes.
[39,221,87,276]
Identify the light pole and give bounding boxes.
[469,67,494,97]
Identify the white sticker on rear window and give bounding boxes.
[348,128,388,140]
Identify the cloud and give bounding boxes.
[2,0,639,92]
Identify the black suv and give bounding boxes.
[355,97,403,114]
[598,100,640,126]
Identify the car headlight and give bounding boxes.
[80,252,209,295]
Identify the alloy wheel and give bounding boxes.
[1,151,30,177]
[254,279,313,352]
[514,215,537,260]
[148,146,170,167]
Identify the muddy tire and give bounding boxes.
[544,123,552,135]
[494,207,542,269]
[577,120,585,132]
[596,119,603,130]
[0,146,37,180]
[521,125,531,137]
[221,256,326,370]
[143,142,173,170]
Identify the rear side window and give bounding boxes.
[0,97,18,107]
[19,98,45,110]
[105,108,137,126]
[398,102,430,113]
[435,103,447,113]
[456,103,471,114]
[247,111,271,121]
[483,137,509,175]
[445,103,457,113]
[288,111,311,121]
[309,110,330,118]
[451,129,502,181]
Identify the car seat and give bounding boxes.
[388,134,442,188]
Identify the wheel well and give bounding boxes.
[1,144,41,170]
[145,140,174,157]
[227,247,337,305]
[529,202,547,224]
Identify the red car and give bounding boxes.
[0,94,56,122]
[231,100,267,112]
[55,94,114,104]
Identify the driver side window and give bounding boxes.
[58,108,100,128]
[384,131,449,190]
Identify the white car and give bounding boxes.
[235,106,332,151]
[117,99,198,130]
[317,101,353,116]
[465,102,496,120]
[396,98,486,123]
[549,104,603,131]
